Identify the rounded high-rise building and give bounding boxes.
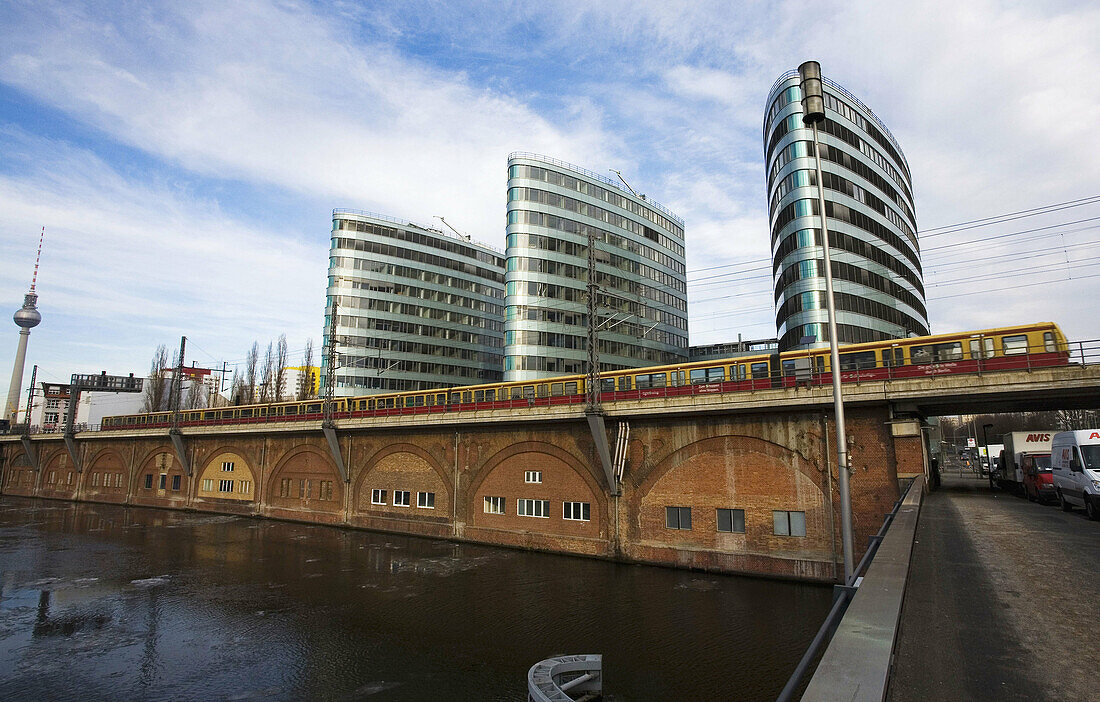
[765,70,929,351]
[505,153,688,381]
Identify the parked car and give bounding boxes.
[1022,453,1055,503]
[1051,429,1100,520]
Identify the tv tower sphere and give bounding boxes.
[14,292,41,329]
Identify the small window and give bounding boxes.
[371,489,387,505]
[564,382,578,395]
[510,387,522,400]
[665,506,692,530]
[484,496,505,514]
[563,501,591,521]
[1043,332,1056,352]
[417,491,435,509]
[750,362,769,379]
[521,385,534,399]
[717,508,746,533]
[92,473,100,487]
[222,461,234,472]
[600,378,615,393]
[617,376,631,391]
[1002,334,1029,355]
[202,478,214,491]
[550,382,564,396]
[219,479,234,493]
[317,481,333,500]
[394,490,411,507]
[279,478,291,497]
[159,474,167,490]
[239,480,252,494]
[525,470,542,484]
[518,498,550,518]
[172,475,181,491]
[969,338,994,360]
[773,510,806,537]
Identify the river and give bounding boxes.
[0,497,829,700]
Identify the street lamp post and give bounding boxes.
[799,60,855,583]
[983,422,994,479]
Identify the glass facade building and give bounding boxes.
[325,209,505,395]
[764,70,929,352]
[505,153,689,381]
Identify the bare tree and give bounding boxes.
[245,342,259,404]
[185,377,208,409]
[230,370,246,406]
[142,345,169,412]
[260,341,274,403]
[300,338,315,399]
[274,334,288,401]
[166,349,182,412]
[1057,408,1100,430]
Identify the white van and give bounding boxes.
[1051,429,1100,520]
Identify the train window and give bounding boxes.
[125,417,136,425]
[285,406,298,415]
[510,387,522,400]
[969,338,994,359]
[690,367,724,384]
[617,376,631,391]
[306,403,322,414]
[636,373,666,389]
[474,390,485,402]
[551,382,564,396]
[240,409,254,418]
[564,382,578,395]
[365,400,374,411]
[882,348,905,367]
[1044,332,1056,352]
[484,389,495,401]
[1002,335,1028,355]
[600,378,615,393]
[911,342,963,364]
[537,384,550,398]
[462,391,472,403]
[450,392,461,404]
[203,411,215,420]
[839,351,876,371]
[750,362,770,378]
[730,365,746,380]
[257,408,267,417]
[520,385,533,399]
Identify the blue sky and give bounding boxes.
[2,0,1099,397]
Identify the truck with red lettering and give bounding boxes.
[994,431,1055,498]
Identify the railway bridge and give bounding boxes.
[2,363,1098,582]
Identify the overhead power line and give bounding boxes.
[919,195,1100,236]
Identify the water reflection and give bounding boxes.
[0,497,830,700]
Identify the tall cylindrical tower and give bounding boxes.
[5,229,44,423]
[764,70,928,351]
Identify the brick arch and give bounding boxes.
[467,441,607,536]
[352,443,450,515]
[134,448,189,502]
[266,444,343,511]
[629,434,830,555]
[38,448,79,498]
[195,447,256,503]
[82,446,132,502]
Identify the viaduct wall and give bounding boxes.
[0,406,918,582]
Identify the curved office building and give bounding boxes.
[505,153,689,381]
[764,70,929,351]
[325,209,505,394]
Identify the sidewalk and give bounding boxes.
[888,473,1099,701]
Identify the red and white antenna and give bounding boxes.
[30,226,44,292]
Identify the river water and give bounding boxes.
[0,497,829,700]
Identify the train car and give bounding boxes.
[101,322,1069,429]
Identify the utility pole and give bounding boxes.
[170,336,186,430]
[23,364,37,431]
[585,229,601,413]
[800,60,855,583]
[323,297,339,425]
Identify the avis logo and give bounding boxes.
[1026,433,1051,442]
[1091,432,1100,440]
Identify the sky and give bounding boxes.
[1,0,1099,400]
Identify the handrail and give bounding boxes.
[508,151,685,227]
[528,654,602,702]
[765,70,908,172]
[775,476,921,702]
[332,208,504,254]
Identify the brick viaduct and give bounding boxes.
[1,393,933,583]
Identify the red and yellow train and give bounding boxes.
[101,322,1069,430]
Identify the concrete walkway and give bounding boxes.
[889,472,1099,701]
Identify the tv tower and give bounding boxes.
[5,228,44,424]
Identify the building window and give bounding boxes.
[484,496,505,514]
[517,498,549,518]
[48,470,56,484]
[202,478,214,492]
[172,475,181,491]
[92,472,100,487]
[144,474,153,489]
[219,479,234,493]
[371,489,387,505]
[239,480,252,494]
[318,481,333,500]
[67,472,73,485]
[417,491,435,509]
[717,508,746,533]
[665,506,692,530]
[222,461,234,472]
[394,490,411,507]
[563,501,590,521]
[280,478,292,497]
[524,470,542,483]
[159,474,167,490]
[773,510,807,537]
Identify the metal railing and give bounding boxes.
[528,654,602,702]
[775,476,921,702]
[508,151,685,227]
[332,208,504,254]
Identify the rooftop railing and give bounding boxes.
[332,208,504,255]
[508,151,685,228]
